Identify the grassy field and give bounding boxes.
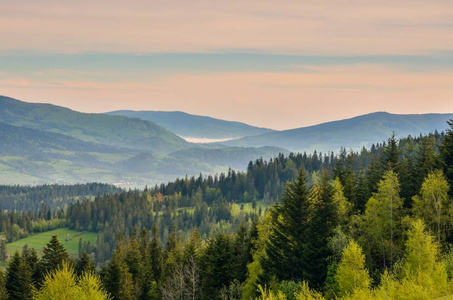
[7,228,97,257]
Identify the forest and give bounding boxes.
[0,120,452,299]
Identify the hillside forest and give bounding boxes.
[0,120,452,299]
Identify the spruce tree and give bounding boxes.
[75,251,95,277]
[39,235,69,275]
[306,171,339,287]
[263,168,312,282]
[440,119,453,196]
[6,252,32,300]
[0,269,8,300]
[149,224,163,282]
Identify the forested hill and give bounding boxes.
[106,110,275,140]
[224,111,453,153]
[0,96,190,154]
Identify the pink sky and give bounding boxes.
[1,0,452,130]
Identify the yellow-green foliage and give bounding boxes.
[256,285,287,300]
[242,214,273,300]
[332,178,352,225]
[335,240,371,296]
[296,281,325,300]
[412,170,450,243]
[344,220,452,300]
[33,262,109,300]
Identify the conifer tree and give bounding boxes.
[75,251,96,277]
[381,133,400,173]
[0,269,8,300]
[21,244,40,287]
[200,233,235,299]
[5,252,32,300]
[263,168,312,282]
[40,235,69,276]
[415,135,438,192]
[232,222,252,283]
[149,224,163,282]
[440,119,453,196]
[306,171,338,287]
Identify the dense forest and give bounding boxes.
[0,121,452,299]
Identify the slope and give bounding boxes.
[224,112,453,153]
[0,96,190,154]
[106,110,275,140]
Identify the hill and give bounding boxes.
[0,96,190,154]
[0,115,284,186]
[223,112,453,153]
[106,110,275,141]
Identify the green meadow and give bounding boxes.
[6,228,97,257]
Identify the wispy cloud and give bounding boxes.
[1,0,452,55]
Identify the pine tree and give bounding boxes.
[0,269,8,300]
[39,235,69,276]
[305,171,339,287]
[75,251,96,277]
[21,245,40,287]
[263,168,312,282]
[415,135,438,192]
[0,239,6,262]
[149,224,163,282]
[5,252,32,300]
[200,233,235,299]
[232,222,252,283]
[440,119,453,196]
[381,133,400,173]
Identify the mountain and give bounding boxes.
[0,98,286,186]
[106,110,275,141]
[0,96,190,154]
[0,122,285,186]
[223,112,453,153]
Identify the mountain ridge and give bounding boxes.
[106,110,276,140]
[223,111,453,153]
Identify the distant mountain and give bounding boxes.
[0,96,190,154]
[0,100,285,185]
[0,122,285,186]
[106,110,275,140]
[170,146,289,170]
[224,112,453,153]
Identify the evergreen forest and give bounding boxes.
[0,120,453,299]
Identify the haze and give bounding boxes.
[1,0,452,130]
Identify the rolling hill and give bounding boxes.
[0,96,190,154]
[223,112,453,153]
[106,110,275,141]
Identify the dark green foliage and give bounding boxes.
[75,251,96,277]
[440,119,453,196]
[39,235,69,276]
[263,169,312,282]
[306,171,339,287]
[0,239,5,262]
[0,269,8,300]
[200,233,235,299]
[6,252,32,300]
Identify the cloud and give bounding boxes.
[1,0,452,55]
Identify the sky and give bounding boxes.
[1,0,453,130]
